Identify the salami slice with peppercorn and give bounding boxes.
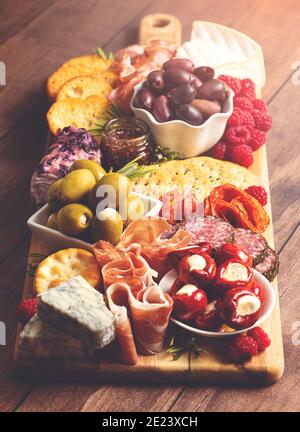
[179,216,235,250]
[254,246,279,282]
[234,228,268,265]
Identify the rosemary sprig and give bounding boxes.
[117,155,155,179]
[89,103,124,135]
[94,47,115,61]
[166,328,208,361]
[26,253,47,277]
[151,144,181,164]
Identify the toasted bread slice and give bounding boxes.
[47,95,109,135]
[62,55,110,71]
[57,75,111,102]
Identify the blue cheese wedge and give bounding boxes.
[19,314,93,359]
[38,276,115,349]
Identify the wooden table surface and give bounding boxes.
[0,0,299,412]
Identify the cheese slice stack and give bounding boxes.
[19,276,115,359]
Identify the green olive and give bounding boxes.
[71,159,106,181]
[124,194,145,226]
[47,179,64,211]
[58,169,96,204]
[89,173,132,211]
[90,208,123,244]
[46,212,58,230]
[57,203,93,236]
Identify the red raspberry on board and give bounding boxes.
[241,78,256,92]
[218,74,242,94]
[252,110,272,132]
[227,108,243,127]
[241,111,255,131]
[245,185,268,206]
[16,298,38,325]
[247,327,271,351]
[249,128,266,150]
[253,98,267,112]
[210,141,227,160]
[234,95,253,111]
[230,144,254,167]
[228,335,258,362]
[241,88,256,100]
[225,125,251,146]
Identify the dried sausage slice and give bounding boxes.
[234,228,268,265]
[254,246,279,282]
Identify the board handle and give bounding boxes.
[139,13,182,46]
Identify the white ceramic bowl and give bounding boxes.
[27,192,162,253]
[159,268,275,338]
[131,84,234,158]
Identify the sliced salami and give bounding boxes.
[254,246,279,282]
[179,216,235,249]
[234,228,268,265]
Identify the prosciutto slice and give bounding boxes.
[92,240,172,365]
[118,218,192,278]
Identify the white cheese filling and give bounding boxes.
[223,262,248,281]
[177,284,198,296]
[187,254,206,271]
[236,295,261,317]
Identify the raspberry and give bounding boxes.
[249,128,266,150]
[225,125,251,146]
[228,335,258,362]
[247,327,271,351]
[210,141,227,160]
[241,88,256,100]
[241,111,255,131]
[253,98,267,112]
[252,110,272,132]
[241,78,256,92]
[16,298,38,325]
[227,108,243,127]
[245,185,268,206]
[230,144,254,167]
[234,95,253,111]
[218,74,242,94]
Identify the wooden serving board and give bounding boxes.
[14,16,284,386]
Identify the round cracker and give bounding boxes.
[34,248,101,294]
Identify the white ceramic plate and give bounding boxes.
[159,268,275,338]
[27,192,162,252]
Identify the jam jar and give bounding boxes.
[101,117,153,171]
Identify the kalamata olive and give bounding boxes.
[175,104,203,126]
[196,79,226,102]
[134,88,155,111]
[191,99,221,118]
[194,66,215,82]
[170,83,197,105]
[152,95,173,122]
[147,70,165,94]
[164,68,194,86]
[192,76,203,91]
[163,58,194,73]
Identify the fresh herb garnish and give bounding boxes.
[167,328,208,361]
[151,144,181,164]
[117,155,155,179]
[94,47,115,61]
[89,103,124,135]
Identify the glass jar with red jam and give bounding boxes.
[101,117,152,171]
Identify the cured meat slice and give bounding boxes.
[118,218,192,277]
[234,228,268,265]
[254,246,279,282]
[92,240,173,363]
[107,282,173,358]
[179,216,234,249]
